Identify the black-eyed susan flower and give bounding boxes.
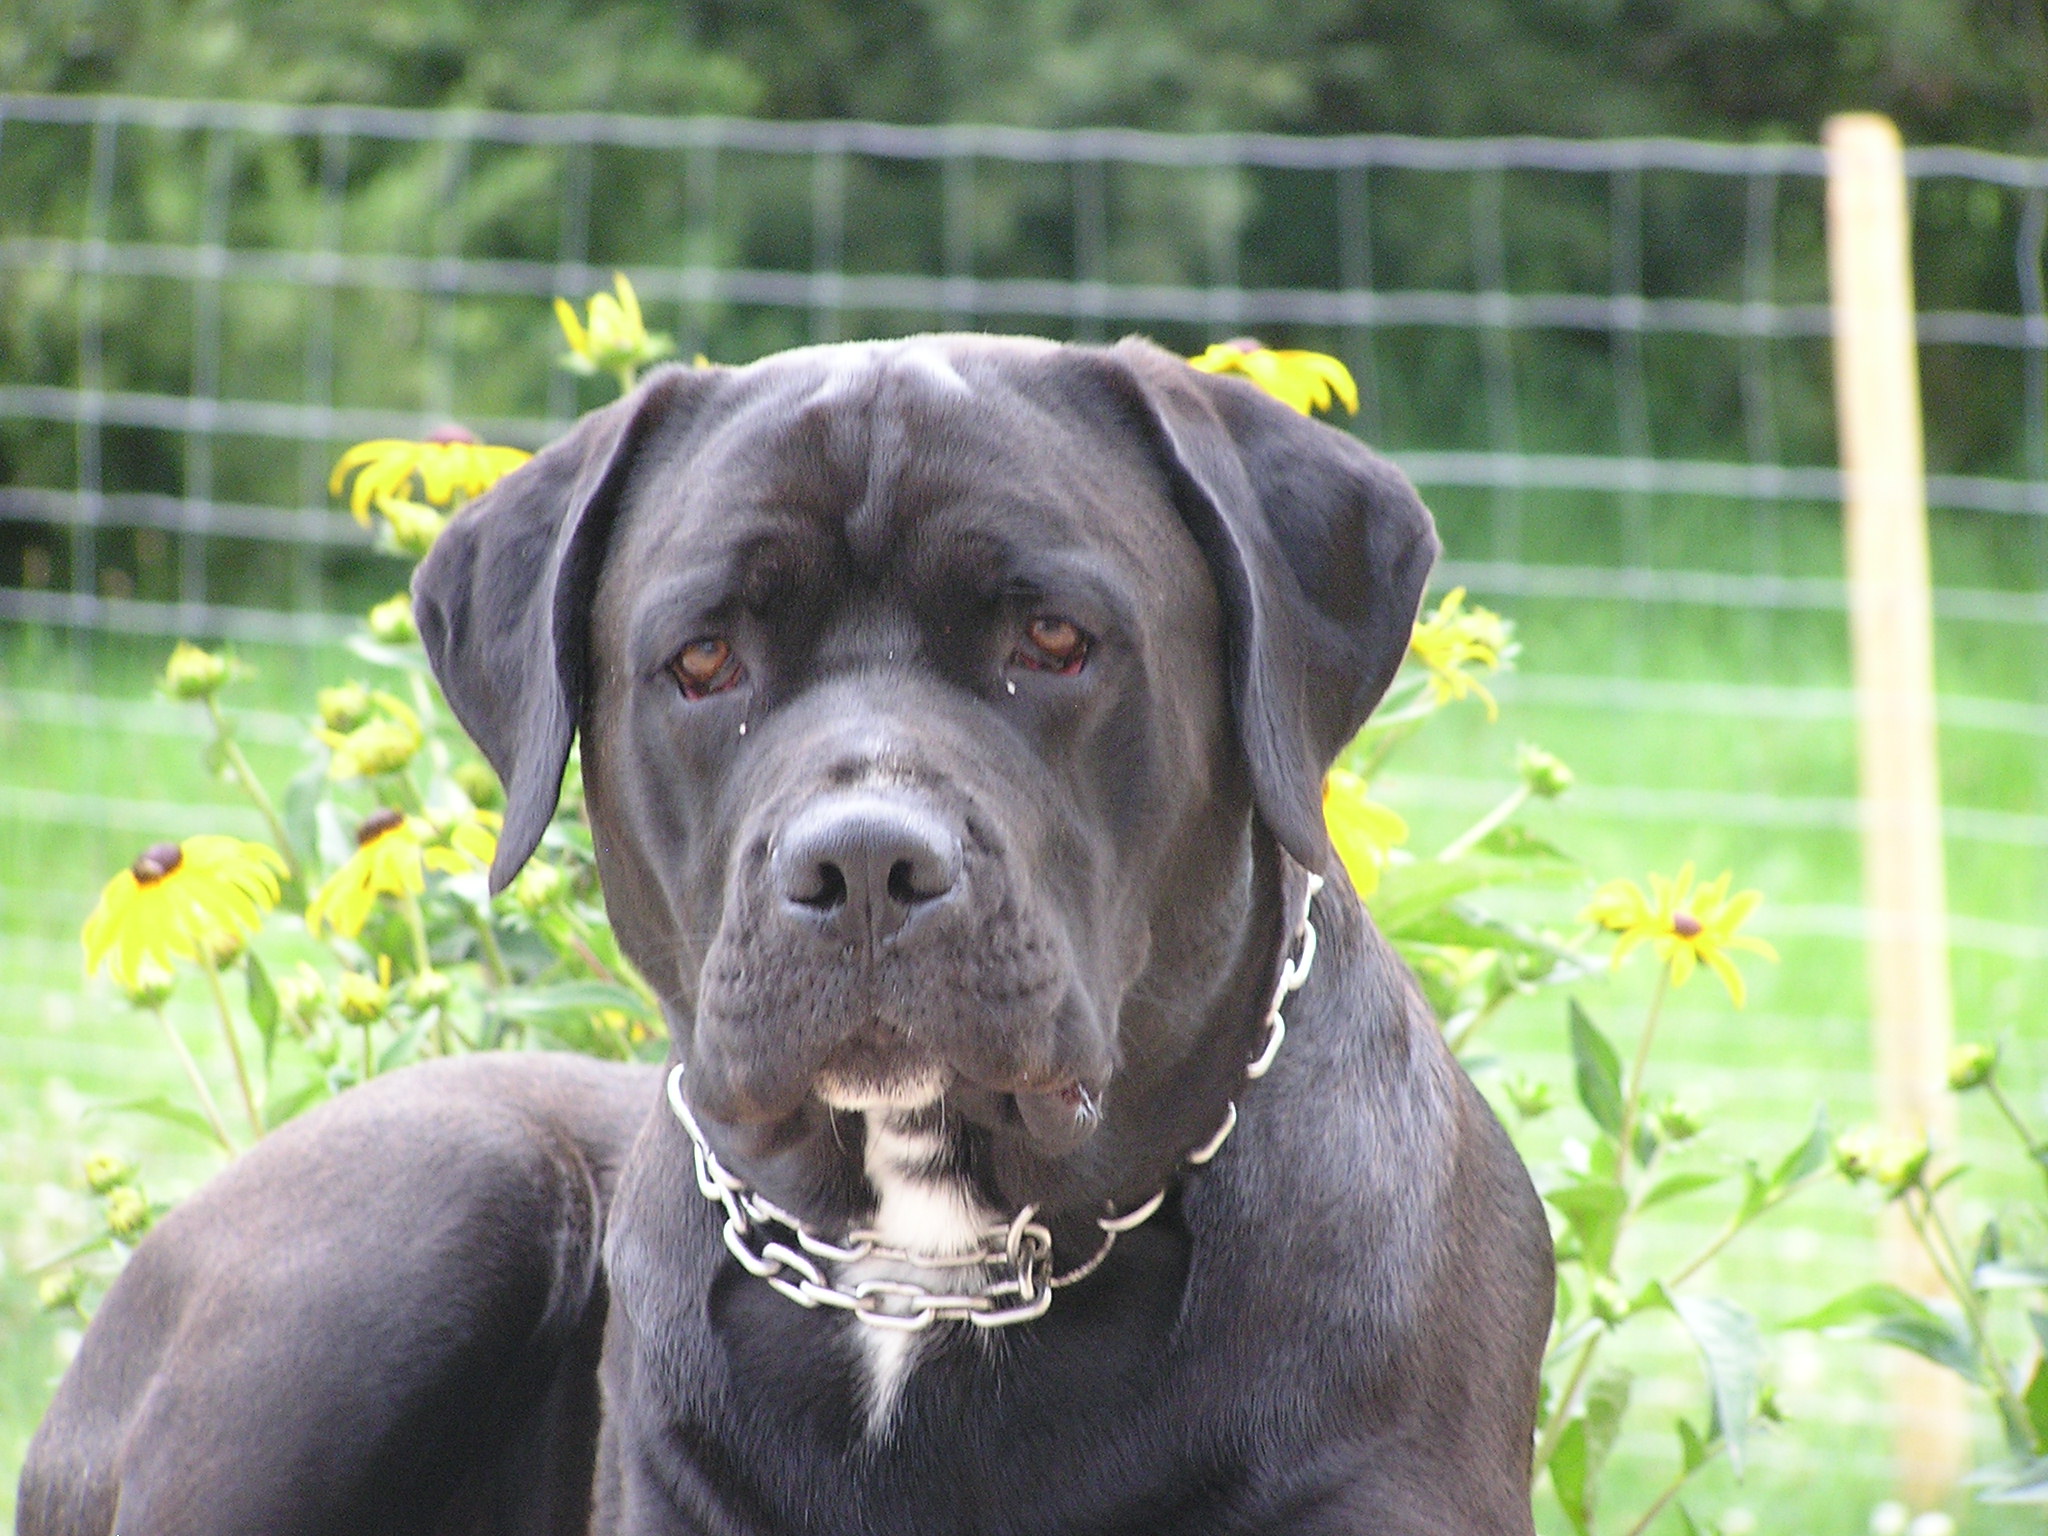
[1410,587,1514,719]
[318,692,423,780]
[328,426,530,522]
[306,807,499,939]
[1582,862,1778,1007]
[555,272,675,392]
[1187,339,1359,417]
[1323,768,1408,900]
[82,836,287,991]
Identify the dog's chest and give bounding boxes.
[834,1112,994,1431]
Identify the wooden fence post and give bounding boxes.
[1824,111,1967,1503]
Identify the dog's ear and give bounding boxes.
[1101,337,1439,873]
[413,365,713,892]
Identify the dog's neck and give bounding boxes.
[836,1106,997,1431]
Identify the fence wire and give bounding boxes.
[0,94,2043,967]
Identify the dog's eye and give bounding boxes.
[1012,616,1089,676]
[669,637,743,699]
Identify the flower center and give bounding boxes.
[1221,335,1265,353]
[131,842,183,884]
[357,807,407,845]
[425,423,480,445]
[1671,912,1703,938]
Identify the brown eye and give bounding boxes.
[670,637,742,699]
[1013,616,1089,675]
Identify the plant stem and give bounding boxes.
[1438,783,1532,863]
[469,910,509,987]
[1983,1080,2048,1196]
[1530,1333,1603,1484]
[1616,967,1671,1188]
[1904,1188,2031,1454]
[1619,1440,1726,1536]
[204,697,298,878]
[361,1022,375,1080]
[199,955,264,1140]
[400,890,433,977]
[150,1006,235,1152]
[560,907,659,1010]
[1665,1171,1829,1291]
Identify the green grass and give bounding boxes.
[1,490,2044,1530]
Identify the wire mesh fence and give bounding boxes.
[1,93,2046,1510]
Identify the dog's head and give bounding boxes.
[414,336,1434,1175]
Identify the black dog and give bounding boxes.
[21,335,1552,1535]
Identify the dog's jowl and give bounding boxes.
[21,336,1554,1536]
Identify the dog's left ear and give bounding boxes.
[413,365,717,892]
[1101,337,1439,873]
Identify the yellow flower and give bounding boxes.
[328,426,531,522]
[1409,587,1514,719]
[1322,768,1409,899]
[318,692,423,780]
[555,272,675,389]
[306,807,499,939]
[82,836,287,991]
[1582,862,1779,1007]
[1187,339,1359,417]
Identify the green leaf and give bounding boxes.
[1568,1000,1624,1137]
[1975,1218,2003,1273]
[490,980,653,1022]
[1472,824,1579,865]
[1782,1283,1981,1381]
[2024,1357,2048,1452]
[96,1094,223,1146]
[1768,1105,1831,1193]
[246,950,280,1072]
[1582,1368,1631,1477]
[1642,1171,1724,1212]
[345,634,431,672]
[376,1018,429,1073]
[1549,1416,1592,1536]
[281,760,326,880]
[1674,1504,1705,1536]
[1545,1182,1627,1275]
[1676,1416,1711,1473]
[1370,854,1578,936]
[1673,1296,1762,1475]
[1981,1456,2048,1503]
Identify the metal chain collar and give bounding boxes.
[664,869,1324,1334]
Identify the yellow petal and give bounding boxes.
[1703,948,1748,1008]
[1667,944,1698,989]
[554,296,589,357]
[615,271,643,333]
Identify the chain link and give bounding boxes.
[666,869,1323,1332]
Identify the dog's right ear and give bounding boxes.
[413,365,714,893]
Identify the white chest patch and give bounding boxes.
[835,1111,994,1433]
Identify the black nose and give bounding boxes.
[772,795,961,943]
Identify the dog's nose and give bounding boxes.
[773,795,960,943]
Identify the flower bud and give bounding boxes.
[1834,1125,1929,1196]
[326,718,421,779]
[160,641,230,701]
[83,1154,135,1194]
[377,496,446,559]
[199,926,246,970]
[1947,1042,1996,1093]
[103,1185,152,1242]
[1502,1074,1555,1122]
[512,860,567,914]
[453,761,504,810]
[404,970,454,1011]
[367,594,417,645]
[1588,1277,1628,1324]
[276,965,328,1026]
[120,958,178,1010]
[1655,1097,1704,1143]
[1515,742,1574,799]
[336,969,390,1025]
[317,681,373,733]
[38,1268,86,1313]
